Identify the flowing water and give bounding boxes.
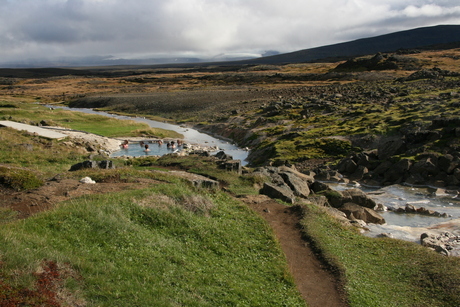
[329,182,460,242]
[49,105,460,242]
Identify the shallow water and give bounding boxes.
[48,106,249,164]
[328,182,460,241]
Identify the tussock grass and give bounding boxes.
[0,186,305,306]
[300,203,460,307]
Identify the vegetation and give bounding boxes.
[0,186,304,306]
[299,204,460,307]
[0,99,181,139]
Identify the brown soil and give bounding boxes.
[241,195,348,307]
[1,176,348,306]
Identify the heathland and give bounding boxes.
[1,45,460,306]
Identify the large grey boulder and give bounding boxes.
[340,188,377,209]
[339,202,386,224]
[260,182,295,204]
[278,167,312,198]
[378,138,405,160]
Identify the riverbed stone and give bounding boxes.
[339,202,386,224]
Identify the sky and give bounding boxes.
[1,0,460,65]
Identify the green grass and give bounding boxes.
[0,101,181,138]
[0,185,305,306]
[0,127,86,178]
[299,203,460,307]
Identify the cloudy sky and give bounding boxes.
[1,0,460,65]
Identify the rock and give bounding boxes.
[378,138,405,160]
[80,177,96,184]
[168,171,219,189]
[219,160,242,175]
[69,160,98,171]
[214,150,233,160]
[339,202,386,224]
[98,160,115,169]
[349,165,368,181]
[69,160,115,171]
[310,181,331,193]
[260,182,295,204]
[337,158,358,174]
[341,188,377,209]
[421,232,460,256]
[278,167,311,198]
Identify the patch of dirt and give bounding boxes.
[0,177,159,219]
[241,194,348,307]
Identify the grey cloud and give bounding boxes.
[0,0,459,65]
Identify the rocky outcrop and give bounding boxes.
[256,165,384,225]
[260,182,295,204]
[421,232,460,256]
[69,160,115,171]
[391,204,451,218]
[332,148,460,189]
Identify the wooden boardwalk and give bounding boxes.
[0,121,68,140]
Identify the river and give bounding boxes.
[49,106,460,242]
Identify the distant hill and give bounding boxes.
[239,24,460,65]
[1,24,460,77]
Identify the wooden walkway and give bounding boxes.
[0,121,68,139]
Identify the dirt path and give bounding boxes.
[242,195,348,307]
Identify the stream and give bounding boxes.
[49,105,460,243]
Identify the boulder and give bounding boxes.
[349,165,368,181]
[279,169,311,198]
[410,157,439,177]
[69,160,115,171]
[378,138,405,160]
[69,160,98,171]
[168,171,219,189]
[339,202,386,224]
[214,151,233,160]
[260,182,295,204]
[341,188,377,209]
[223,160,242,175]
[310,181,331,193]
[337,157,358,174]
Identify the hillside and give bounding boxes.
[1,24,460,78]
[241,24,460,65]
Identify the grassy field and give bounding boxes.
[0,97,182,138]
[0,184,305,306]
